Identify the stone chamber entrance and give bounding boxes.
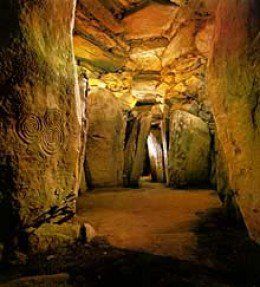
[0,1,259,287]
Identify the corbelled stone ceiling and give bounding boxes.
[74,0,217,108]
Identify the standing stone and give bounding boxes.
[147,129,165,183]
[161,106,170,185]
[0,0,81,254]
[168,110,210,187]
[124,113,152,187]
[85,88,126,187]
[78,69,90,194]
[207,0,260,243]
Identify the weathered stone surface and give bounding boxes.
[76,17,115,49]
[78,68,90,194]
[80,223,97,243]
[147,129,164,183]
[162,23,196,67]
[74,35,125,72]
[214,138,230,203]
[0,0,81,253]
[85,88,126,187]
[168,110,210,187]
[101,72,132,93]
[123,2,176,40]
[129,48,163,72]
[131,75,160,99]
[195,20,215,57]
[124,113,152,187]
[101,0,148,17]
[78,0,124,34]
[28,222,81,253]
[207,0,260,243]
[200,0,219,14]
[161,106,170,185]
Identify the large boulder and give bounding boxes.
[168,110,210,187]
[85,88,126,187]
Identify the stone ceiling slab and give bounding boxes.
[100,0,149,17]
[78,0,124,34]
[74,35,125,72]
[122,1,176,40]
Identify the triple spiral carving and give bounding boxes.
[16,109,64,156]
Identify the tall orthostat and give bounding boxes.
[207,0,260,243]
[0,0,81,256]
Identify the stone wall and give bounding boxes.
[207,0,260,243]
[0,0,81,255]
[158,1,216,188]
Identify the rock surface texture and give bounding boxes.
[147,129,165,183]
[124,113,152,187]
[168,110,210,187]
[0,0,81,254]
[207,0,260,243]
[0,0,259,259]
[85,88,126,187]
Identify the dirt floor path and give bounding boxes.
[77,182,221,264]
[2,182,258,287]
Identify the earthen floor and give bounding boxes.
[77,181,221,264]
[2,182,258,287]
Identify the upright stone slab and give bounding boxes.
[168,110,210,187]
[85,88,126,187]
[0,0,81,252]
[124,113,152,187]
[161,106,170,186]
[78,69,90,193]
[147,129,164,183]
[207,0,260,243]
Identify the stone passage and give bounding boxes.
[0,0,259,267]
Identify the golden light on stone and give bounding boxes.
[0,1,259,285]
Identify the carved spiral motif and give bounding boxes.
[39,109,64,156]
[17,114,42,144]
[44,109,62,128]
[16,109,64,157]
[40,127,64,156]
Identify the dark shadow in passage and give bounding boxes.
[191,206,260,286]
[1,207,259,287]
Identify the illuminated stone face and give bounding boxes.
[122,2,176,40]
[85,88,126,187]
[0,0,82,254]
